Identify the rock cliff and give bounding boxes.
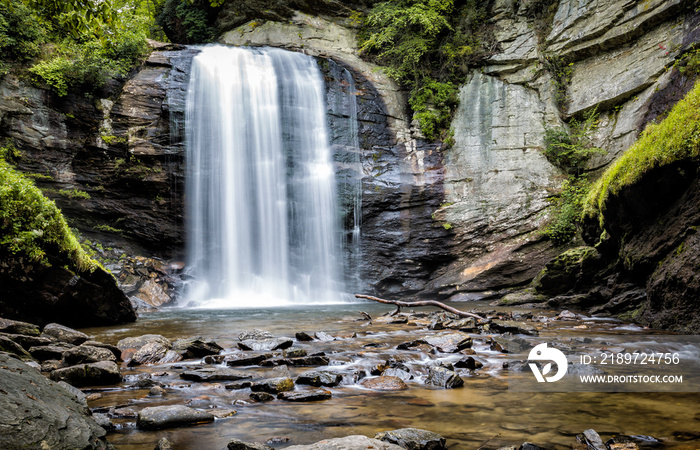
[2,0,699,321]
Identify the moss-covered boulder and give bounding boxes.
[532,246,603,296]
[0,159,136,327]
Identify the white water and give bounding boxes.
[184,45,345,308]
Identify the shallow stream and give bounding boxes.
[80,302,700,449]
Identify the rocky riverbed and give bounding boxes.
[1,303,699,449]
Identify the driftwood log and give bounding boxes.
[354,294,484,320]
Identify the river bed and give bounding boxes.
[80,302,700,449]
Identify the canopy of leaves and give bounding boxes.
[0,1,46,74]
[0,151,98,272]
[155,0,219,44]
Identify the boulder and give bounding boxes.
[249,392,275,402]
[29,344,74,361]
[63,345,117,365]
[425,366,464,389]
[171,337,223,358]
[375,428,447,450]
[224,381,252,390]
[42,323,89,345]
[50,361,122,387]
[277,389,332,402]
[238,337,293,351]
[117,334,172,365]
[0,317,40,336]
[250,377,294,394]
[296,371,343,387]
[225,352,272,366]
[136,405,215,430]
[0,353,111,449]
[0,335,32,359]
[180,367,251,382]
[7,334,53,349]
[360,376,408,391]
[488,320,539,336]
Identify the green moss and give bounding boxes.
[542,176,590,245]
[94,224,124,234]
[59,188,91,200]
[585,81,700,225]
[0,159,98,271]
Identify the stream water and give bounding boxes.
[81,302,700,450]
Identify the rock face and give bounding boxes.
[0,249,136,327]
[0,353,111,449]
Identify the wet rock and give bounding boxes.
[227,438,273,450]
[42,323,89,345]
[424,333,472,353]
[83,341,122,360]
[238,337,293,351]
[314,331,336,341]
[239,329,274,340]
[180,367,251,382]
[0,353,111,449]
[225,381,252,390]
[50,361,122,387]
[172,337,223,358]
[488,320,539,336]
[496,288,548,306]
[375,428,447,450]
[0,317,40,336]
[289,355,330,366]
[249,392,275,402]
[284,348,308,358]
[251,377,294,394]
[520,444,547,450]
[136,405,215,430]
[576,429,606,450]
[295,331,314,341]
[360,376,408,391]
[445,317,478,331]
[490,336,530,354]
[133,377,165,388]
[155,437,174,450]
[63,345,118,365]
[375,315,409,325]
[0,335,33,359]
[454,357,483,371]
[278,388,332,402]
[204,354,225,364]
[384,367,413,381]
[296,371,343,387]
[285,436,403,450]
[149,386,167,396]
[118,334,172,365]
[3,333,52,349]
[225,352,272,366]
[93,412,115,431]
[259,357,293,367]
[425,366,464,389]
[29,343,74,361]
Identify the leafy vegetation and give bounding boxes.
[0,149,98,271]
[358,0,490,141]
[59,188,91,200]
[0,1,46,74]
[585,80,700,225]
[543,109,604,175]
[155,0,219,44]
[542,177,589,244]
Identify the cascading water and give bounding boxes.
[184,45,345,307]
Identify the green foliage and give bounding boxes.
[543,109,604,175]
[543,176,590,245]
[6,0,117,38]
[156,0,218,44]
[409,78,459,140]
[542,54,573,108]
[0,140,21,161]
[359,0,489,141]
[59,188,90,200]
[0,0,46,74]
[0,157,98,271]
[585,80,700,224]
[94,224,124,233]
[675,48,700,75]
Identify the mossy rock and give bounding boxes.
[533,246,602,296]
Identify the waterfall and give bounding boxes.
[184,45,345,308]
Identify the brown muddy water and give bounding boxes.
[80,302,700,449]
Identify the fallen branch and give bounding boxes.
[354,294,484,320]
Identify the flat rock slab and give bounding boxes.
[424,333,472,353]
[375,428,447,450]
[180,368,252,382]
[489,320,539,336]
[285,435,403,450]
[277,388,332,402]
[172,337,223,358]
[238,338,293,351]
[228,438,274,450]
[360,376,408,391]
[136,405,214,430]
[63,345,117,365]
[0,317,40,336]
[296,371,343,387]
[226,353,273,366]
[42,323,89,345]
[0,353,110,449]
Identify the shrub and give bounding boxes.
[156,0,218,44]
[0,0,46,73]
[543,109,604,175]
[543,177,590,244]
